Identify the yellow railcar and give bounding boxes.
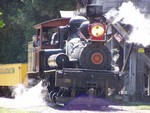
[0,63,28,86]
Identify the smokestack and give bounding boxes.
[88,0,103,5]
[86,0,103,20]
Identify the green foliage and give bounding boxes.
[0,0,79,63]
[0,20,5,28]
[0,12,5,28]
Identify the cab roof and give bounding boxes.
[33,18,70,29]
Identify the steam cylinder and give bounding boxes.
[48,53,69,68]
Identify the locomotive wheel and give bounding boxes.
[79,43,111,70]
[52,92,57,102]
[49,91,55,101]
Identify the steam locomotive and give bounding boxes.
[28,1,119,103]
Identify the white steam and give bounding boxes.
[105,1,150,47]
[12,81,47,108]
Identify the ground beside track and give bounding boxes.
[0,97,150,113]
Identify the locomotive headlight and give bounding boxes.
[91,25,105,37]
[89,23,106,41]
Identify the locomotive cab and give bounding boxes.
[28,18,70,77]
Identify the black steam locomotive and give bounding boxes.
[28,1,119,103]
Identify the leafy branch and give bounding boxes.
[0,12,5,28]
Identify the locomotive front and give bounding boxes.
[28,2,120,104]
[66,16,111,70]
[46,5,119,103]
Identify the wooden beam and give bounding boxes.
[148,71,150,96]
[143,54,150,68]
[120,43,134,76]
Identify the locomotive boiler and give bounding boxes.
[28,1,119,104]
[66,18,111,70]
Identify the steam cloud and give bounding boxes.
[12,81,47,108]
[105,1,150,47]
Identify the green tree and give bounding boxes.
[0,0,25,63]
[0,0,79,64]
[0,12,5,28]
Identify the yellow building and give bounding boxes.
[0,63,28,86]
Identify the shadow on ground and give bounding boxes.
[58,97,124,112]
